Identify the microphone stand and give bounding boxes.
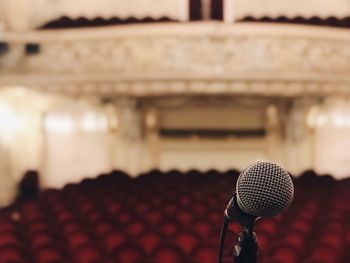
[233,225,257,263]
[225,193,258,263]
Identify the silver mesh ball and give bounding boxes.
[236,161,294,217]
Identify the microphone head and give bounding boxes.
[236,161,294,217]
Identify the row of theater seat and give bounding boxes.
[0,169,349,263]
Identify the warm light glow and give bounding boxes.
[333,115,347,128]
[307,106,319,128]
[106,107,119,132]
[311,105,350,129]
[315,114,327,127]
[81,112,108,132]
[266,104,279,128]
[145,109,158,129]
[108,116,119,131]
[44,114,75,133]
[0,103,24,137]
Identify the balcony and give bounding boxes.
[0,0,349,30]
[0,22,349,97]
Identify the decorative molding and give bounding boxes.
[0,23,349,97]
[12,80,346,98]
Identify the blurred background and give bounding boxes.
[0,0,349,262]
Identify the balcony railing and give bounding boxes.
[0,22,349,97]
[0,0,349,30]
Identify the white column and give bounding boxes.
[313,97,350,179]
[224,0,235,23]
[42,101,113,188]
[0,141,17,207]
[179,0,190,21]
[0,1,5,31]
[3,0,33,31]
[284,99,313,175]
[114,98,149,176]
[265,104,284,164]
[144,107,160,169]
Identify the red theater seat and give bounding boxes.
[56,211,74,223]
[106,203,122,215]
[308,245,341,263]
[256,232,269,251]
[0,222,17,234]
[145,210,164,225]
[271,245,299,263]
[67,232,92,250]
[94,221,114,237]
[0,245,26,262]
[256,220,277,236]
[174,231,200,254]
[62,221,83,237]
[28,221,51,235]
[74,245,102,263]
[0,170,347,263]
[176,210,194,225]
[192,244,217,263]
[31,232,57,248]
[290,220,312,234]
[158,221,181,237]
[102,231,127,253]
[35,246,65,263]
[319,232,343,250]
[283,232,305,251]
[137,232,162,254]
[153,245,183,263]
[113,244,145,263]
[193,220,213,238]
[126,221,146,236]
[0,234,22,247]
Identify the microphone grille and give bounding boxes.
[236,161,294,217]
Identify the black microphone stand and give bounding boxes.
[233,225,257,263]
[220,193,258,263]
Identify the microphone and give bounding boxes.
[226,161,294,220]
[218,161,294,263]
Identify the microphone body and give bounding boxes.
[218,161,294,263]
[225,193,258,263]
[225,193,256,228]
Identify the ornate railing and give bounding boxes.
[0,22,349,96]
[0,0,349,30]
